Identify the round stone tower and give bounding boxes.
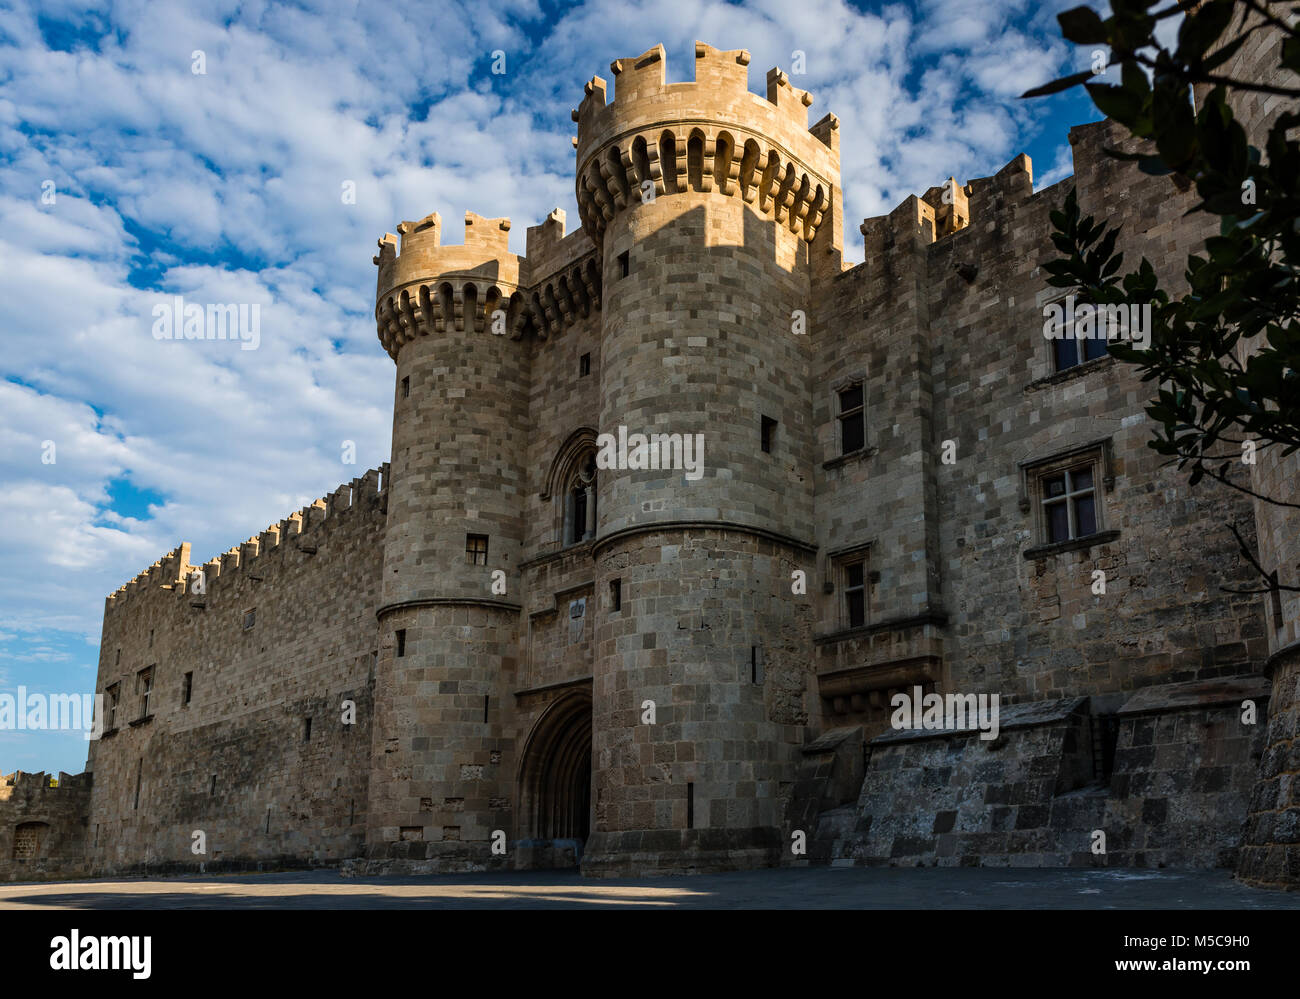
[574,43,840,873]
[367,210,530,870]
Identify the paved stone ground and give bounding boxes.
[1,867,1298,909]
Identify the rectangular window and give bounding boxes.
[1050,299,1110,372]
[610,578,622,612]
[210,774,218,797]
[570,487,588,545]
[761,416,777,454]
[133,758,143,811]
[396,629,407,658]
[579,353,591,377]
[617,250,630,278]
[136,666,154,719]
[844,561,867,629]
[1053,335,1110,371]
[303,717,312,742]
[1041,465,1097,543]
[838,385,865,455]
[182,671,193,707]
[466,533,489,565]
[115,648,120,666]
[483,695,490,724]
[148,629,154,648]
[750,646,764,684]
[1053,336,1079,372]
[243,608,256,630]
[105,683,119,730]
[686,782,694,829]
[401,376,410,398]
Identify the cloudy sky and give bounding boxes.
[1,0,1111,774]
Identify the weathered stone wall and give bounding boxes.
[85,471,386,874]
[811,121,1265,753]
[1240,655,1300,885]
[1213,9,1300,889]
[585,527,815,874]
[1107,679,1268,868]
[365,604,518,872]
[932,124,1266,701]
[830,679,1267,869]
[0,771,91,882]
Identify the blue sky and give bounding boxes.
[0,0,1136,775]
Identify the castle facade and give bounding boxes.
[4,34,1297,886]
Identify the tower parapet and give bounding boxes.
[375,211,527,356]
[573,42,840,248]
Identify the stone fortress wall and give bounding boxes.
[7,25,1296,885]
[0,771,91,882]
[81,470,387,875]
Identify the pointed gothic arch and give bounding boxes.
[541,427,600,547]
[517,692,593,844]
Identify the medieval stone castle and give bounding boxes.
[3,32,1297,887]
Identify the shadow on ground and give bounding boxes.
[2,867,1298,910]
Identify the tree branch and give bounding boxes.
[1219,520,1300,593]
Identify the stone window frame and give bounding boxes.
[1019,438,1121,558]
[540,428,600,550]
[823,370,873,469]
[1044,289,1110,373]
[104,682,120,730]
[135,665,154,720]
[825,540,875,631]
[466,533,489,566]
[1029,287,1116,388]
[564,458,596,546]
[242,607,256,631]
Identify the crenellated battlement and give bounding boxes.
[0,771,92,797]
[852,117,1200,301]
[375,204,603,357]
[374,210,528,358]
[105,465,389,611]
[574,43,829,156]
[858,153,1036,280]
[373,39,849,362]
[572,42,840,248]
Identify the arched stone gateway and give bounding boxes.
[516,692,593,869]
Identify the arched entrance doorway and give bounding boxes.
[517,692,592,867]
